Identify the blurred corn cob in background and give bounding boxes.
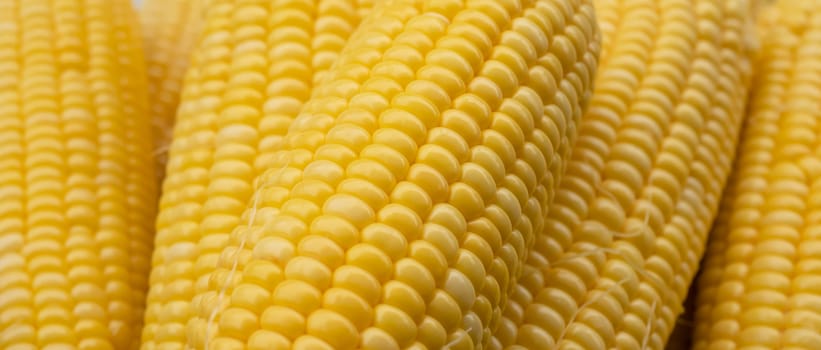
[507,0,757,348]
[0,0,157,349]
[139,0,205,182]
[139,0,377,348]
[693,1,821,348]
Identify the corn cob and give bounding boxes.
[693,1,821,348]
[505,0,756,349]
[0,0,156,349]
[183,0,601,348]
[139,0,205,181]
[140,0,376,348]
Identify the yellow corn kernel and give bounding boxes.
[187,0,601,348]
[507,0,757,349]
[139,0,205,181]
[693,1,821,349]
[140,0,375,349]
[0,0,156,349]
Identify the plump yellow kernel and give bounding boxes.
[394,258,436,301]
[323,195,375,229]
[372,128,418,165]
[292,335,335,350]
[347,159,397,194]
[272,280,321,316]
[360,327,400,350]
[309,216,359,250]
[218,307,259,341]
[333,265,382,305]
[346,243,393,282]
[454,250,486,290]
[407,164,450,204]
[296,235,345,269]
[260,306,305,340]
[374,304,417,347]
[306,309,359,349]
[284,256,333,290]
[230,283,270,314]
[248,330,290,350]
[409,240,448,280]
[337,178,389,210]
[417,316,447,349]
[242,260,284,287]
[390,181,433,218]
[427,289,463,331]
[360,223,408,262]
[378,204,423,242]
[382,280,426,323]
[252,237,295,264]
[323,287,373,331]
[449,182,485,221]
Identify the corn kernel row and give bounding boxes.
[694,1,821,348]
[0,0,156,349]
[508,0,756,349]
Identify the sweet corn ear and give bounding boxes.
[187,0,601,348]
[509,0,757,349]
[140,0,375,349]
[694,1,821,348]
[0,0,156,349]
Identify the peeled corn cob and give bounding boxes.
[139,0,205,181]
[0,0,156,349]
[506,0,756,349]
[140,0,376,348]
[693,1,821,348]
[184,0,601,348]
